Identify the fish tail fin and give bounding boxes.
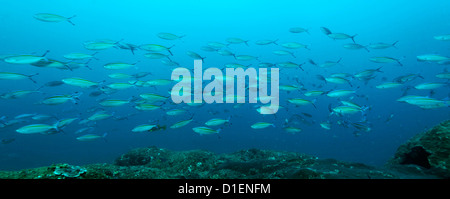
[53,120,61,132]
[84,63,93,70]
[102,133,108,142]
[290,52,296,58]
[64,63,74,71]
[128,95,139,103]
[98,80,107,87]
[273,39,279,45]
[401,86,412,96]
[70,97,78,104]
[66,15,76,26]
[67,20,75,26]
[244,40,250,46]
[42,50,50,57]
[114,39,125,45]
[130,80,140,88]
[348,80,353,87]
[227,115,232,121]
[351,34,358,43]
[28,73,39,84]
[360,106,369,120]
[392,41,399,48]
[308,59,317,66]
[223,115,232,126]
[298,63,305,71]
[216,127,223,134]
[71,91,83,104]
[91,52,100,60]
[361,105,370,113]
[311,99,317,109]
[84,58,93,66]
[320,27,332,35]
[316,75,326,82]
[168,45,175,56]
[166,56,173,62]
[376,66,384,73]
[36,85,44,91]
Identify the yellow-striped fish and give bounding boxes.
[288,98,317,108]
[250,122,275,129]
[414,82,446,90]
[135,104,160,111]
[170,118,194,129]
[0,72,39,83]
[0,90,41,99]
[376,82,403,89]
[104,62,137,70]
[40,93,80,105]
[107,83,134,90]
[205,117,231,126]
[192,126,221,135]
[88,111,113,121]
[140,44,174,55]
[132,124,158,132]
[99,99,130,107]
[34,13,76,25]
[83,40,117,50]
[16,123,58,134]
[76,133,107,141]
[62,77,99,88]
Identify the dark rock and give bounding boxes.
[114,146,170,166]
[2,120,450,179]
[387,120,450,178]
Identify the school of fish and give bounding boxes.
[0,13,449,143]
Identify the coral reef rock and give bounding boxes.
[0,146,440,179]
[1,120,450,179]
[387,120,450,178]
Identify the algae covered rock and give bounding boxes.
[0,163,88,179]
[115,146,172,166]
[0,146,418,179]
[388,120,450,178]
[4,135,450,179]
[113,146,218,179]
[53,164,87,178]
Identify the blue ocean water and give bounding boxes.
[0,0,449,170]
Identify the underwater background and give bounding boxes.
[0,0,449,171]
